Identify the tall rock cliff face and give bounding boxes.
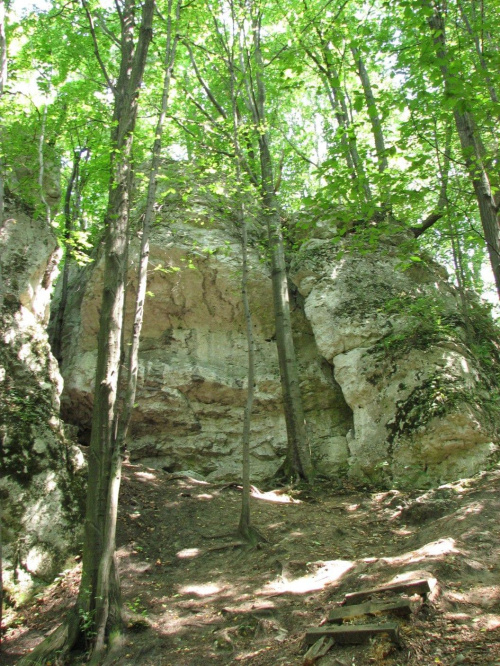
[57,179,499,488]
[57,187,353,481]
[0,196,84,598]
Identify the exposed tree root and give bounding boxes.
[16,621,71,665]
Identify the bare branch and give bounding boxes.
[81,0,115,92]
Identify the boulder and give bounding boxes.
[0,195,85,599]
[289,228,499,487]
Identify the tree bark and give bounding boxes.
[250,22,313,481]
[0,0,6,225]
[18,2,154,664]
[115,0,179,453]
[426,0,500,300]
[80,1,154,659]
[51,149,82,363]
[350,45,388,173]
[457,0,499,106]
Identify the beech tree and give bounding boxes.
[18,0,155,662]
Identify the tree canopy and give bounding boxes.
[1,0,499,305]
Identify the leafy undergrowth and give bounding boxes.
[3,462,500,665]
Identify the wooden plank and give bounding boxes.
[343,578,432,606]
[303,636,335,665]
[304,623,400,646]
[328,598,413,624]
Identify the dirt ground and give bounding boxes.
[3,461,500,665]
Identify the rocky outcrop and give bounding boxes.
[289,228,499,487]
[0,196,85,598]
[56,174,499,489]
[57,180,352,481]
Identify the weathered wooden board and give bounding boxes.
[328,598,413,624]
[304,623,400,646]
[343,578,432,606]
[303,636,335,665]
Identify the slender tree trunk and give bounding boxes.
[250,27,313,481]
[426,1,500,300]
[0,3,6,644]
[227,43,257,538]
[458,0,499,105]
[18,2,154,664]
[258,138,313,481]
[237,195,255,538]
[38,103,51,225]
[82,2,154,660]
[0,0,6,226]
[235,8,313,481]
[350,46,388,173]
[51,149,81,363]
[320,43,372,203]
[116,0,179,451]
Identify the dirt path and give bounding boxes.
[4,463,500,665]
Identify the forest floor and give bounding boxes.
[3,461,500,666]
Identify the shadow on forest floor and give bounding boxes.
[4,462,500,665]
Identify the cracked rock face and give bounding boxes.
[289,231,499,488]
[58,193,352,481]
[0,198,85,597]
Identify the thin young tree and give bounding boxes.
[425,0,500,300]
[50,147,85,363]
[236,0,314,481]
[18,0,155,662]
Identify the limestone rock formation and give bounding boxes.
[289,228,499,487]
[57,181,352,481]
[0,195,85,598]
[56,176,499,489]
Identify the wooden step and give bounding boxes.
[305,622,400,646]
[343,578,433,606]
[328,598,414,624]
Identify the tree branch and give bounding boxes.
[81,0,115,92]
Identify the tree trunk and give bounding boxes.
[237,195,255,538]
[114,0,179,452]
[320,43,372,203]
[246,16,313,482]
[51,149,82,364]
[0,0,6,226]
[426,1,500,300]
[457,0,499,106]
[0,3,6,643]
[80,1,154,659]
[18,2,154,664]
[350,46,388,173]
[227,48,257,538]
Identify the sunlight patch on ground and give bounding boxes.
[258,559,353,595]
[177,548,201,559]
[134,471,157,481]
[250,486,301,504]
[179,582,224,596]
[382,537,458,565]
[456,502,484,519]
[196,493,214,500]
[473,614,500,631]
[221,600,276,614]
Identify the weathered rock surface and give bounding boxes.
[56,175,499,489]
[58,183,352,481]
[0,196,85,597]
[289,229,499,487]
